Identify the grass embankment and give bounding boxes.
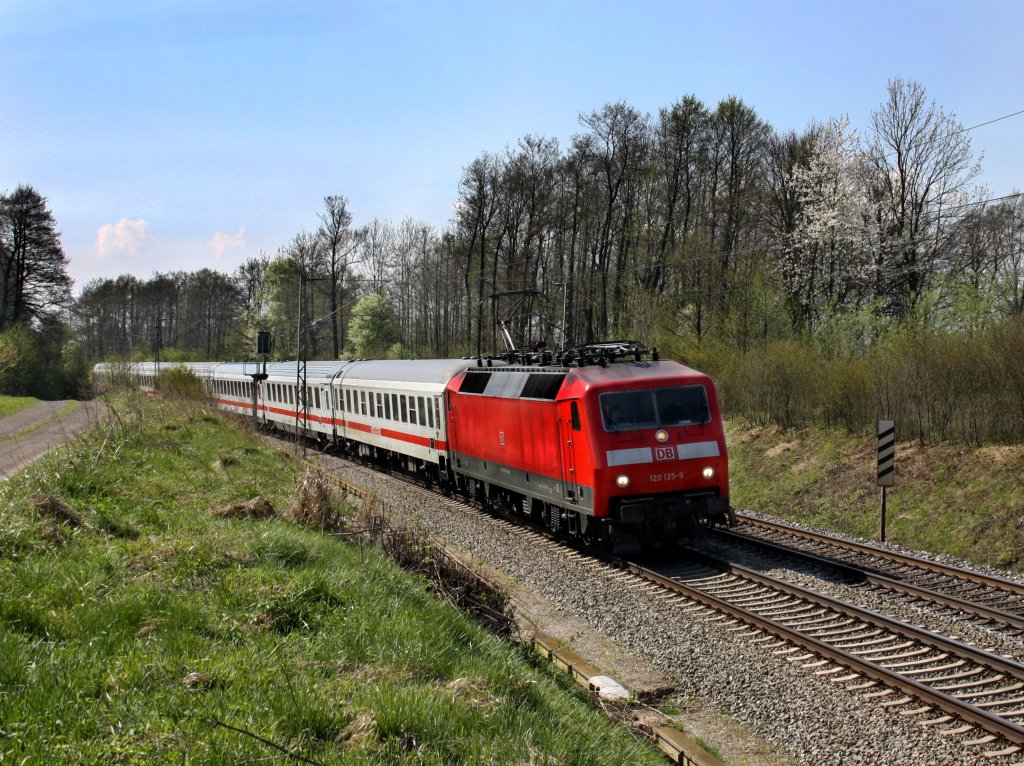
[726,420,1024,570]
[0,395,39,419]
[0,394,662,764]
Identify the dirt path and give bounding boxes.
[0,400,106,481]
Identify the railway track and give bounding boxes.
[641,550,1024,758]
[310,450,1024,761]
[726,513,1024,634]
[485,500,1024,758]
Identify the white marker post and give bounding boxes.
[877,419,895,542]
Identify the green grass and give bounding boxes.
[0,395,39,419]
[0,392,662,764]
[726,420,1024,570]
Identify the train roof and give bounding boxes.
[200,358,497,386]
[568,359,708,385]
[97,358,509,387]
[339,359,488,384]
[449,359,711,402]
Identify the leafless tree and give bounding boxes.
[866,78,981,317]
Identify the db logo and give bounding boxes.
[654,446,675,462]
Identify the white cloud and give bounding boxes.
[96,218,154,258]
[209,227,246,256]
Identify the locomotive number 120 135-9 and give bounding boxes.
[649,471,681,483]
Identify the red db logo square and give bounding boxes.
[654,446,675,462]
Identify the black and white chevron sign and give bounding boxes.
[877,419,895,487]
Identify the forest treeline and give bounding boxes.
[3,79,1023,443]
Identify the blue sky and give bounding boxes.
[2,0,1022,293]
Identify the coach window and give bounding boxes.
[417,396,426,427]
[408,396,417,425]
[383,392,391,420]
[357,390,364,416]
[400,395,408,423]
[427,399,434,429]
[391,394,399,421]
[374,392,381,418]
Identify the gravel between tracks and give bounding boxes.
[312,453,1012,766]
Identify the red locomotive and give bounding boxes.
[447,342,730,550]
[100,341,730,550]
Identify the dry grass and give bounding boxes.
[212,496,276,519]
[290,469,344,531]
[34,493,84,528]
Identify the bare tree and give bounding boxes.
[456,153,504,355]
[866,78,980,316]
[317,196,360,358]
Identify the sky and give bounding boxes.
[2,0,1022,294]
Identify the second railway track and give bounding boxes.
[724,512,1024,634]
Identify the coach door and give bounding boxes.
[558,400,582,505]
[431,395,442,453]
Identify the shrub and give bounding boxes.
[156,365,207,399]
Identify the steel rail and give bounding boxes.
[612,550,1024,746]
[713,527,1024,631]
[735,512,1024,598]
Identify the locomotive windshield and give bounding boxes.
[600,386,710,431]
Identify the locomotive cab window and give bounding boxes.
[600,386,710,431]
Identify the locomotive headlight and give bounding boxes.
[655,429,669,443]
[616,474,631,488]
[702,466,715,480]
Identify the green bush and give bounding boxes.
[691,317,1024,446]
[156,365,208,400]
